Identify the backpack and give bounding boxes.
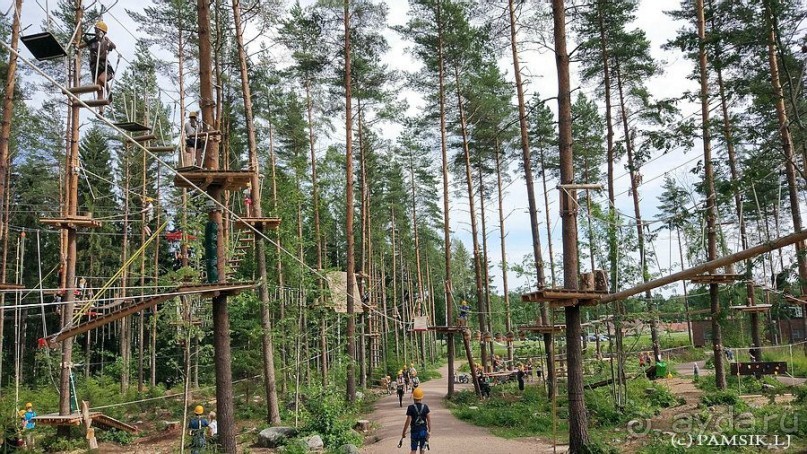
[412,403,427,428]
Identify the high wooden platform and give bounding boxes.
[49,282,257,342]
[689,273,745,284]
[234,217,281,231]
[518,324,565,334]
[174,168,255,191]
[21,32,67,60]
[33,413,137,433]
[410,326,466,334]
[520,287,605,307]
[730,304,773,313]
[113,121,151,132]
[40,216,102,229]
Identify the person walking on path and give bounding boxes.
[400,388,431,454]
[517,365,526,391]
[188,405,209,454]
[396,371,406,407]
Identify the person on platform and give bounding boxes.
[83,21,116,113]
[184,111,204,167]
[458,300,470,326]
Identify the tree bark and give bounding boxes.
[0,0,21,228]
[436,1,455,397]
[552,0,590,450]
[494,141,513,362]
[454,67,489,370]
[508,0,555,397]
[344,0,357,403]
[231,0,281,424]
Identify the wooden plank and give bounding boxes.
[92,414,138,434]
[521,287,606,303]
[730,304,772,312]
[67,84,101,95]
[32,413,91,426]
[173,169,255,191]
[113,121,151,132]
[80,99,110,107]
[130,134,157,143]
[0,283,24,291]
[730,362,787,376]
[233,217,282,231]
[40,216,102,229]
[21,32,67,60]
[146,146,175,153]
[518,324,565,334]
[690,273,745,284]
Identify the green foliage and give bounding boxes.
[97,428,134,445]
[302,390,362,448]
[700,390,741,407]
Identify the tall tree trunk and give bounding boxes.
[615,66,660,362]
[357,104,368,389]
[509,0,555,395]
[59,0,83,430]
[454,67,489,370]
[197,0,236,449]
[409,158,427,368]
[696,0,726,390]
[477,164,494,359]
[231,0,281,424]
[120,160,131,394]
[344,0,357,403]
[764,0,807,345]
[552,0,590,450]
[676,228,694,346]
[494,141,513,362]
[436,1,455,396]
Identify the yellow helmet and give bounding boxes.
[94,21,108,33]
[412,388,424,400]
[25,402,32,409]
[189,111,198,118]
[194,405,204,415]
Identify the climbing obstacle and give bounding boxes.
[173,167,255,191]
[689,273,745,284]
[233,217,281,231]
[40,215,102,229]
[21,32,66,60]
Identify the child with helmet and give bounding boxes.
[400,388,431,454]
[188,405,209,454]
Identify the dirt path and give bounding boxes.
[361,364,563,454]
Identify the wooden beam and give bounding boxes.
[600,229,807,304]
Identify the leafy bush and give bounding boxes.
[701,390,740,407]
[302,390,362,448]
[97,428,134,445]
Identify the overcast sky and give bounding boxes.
[12,0,769,300]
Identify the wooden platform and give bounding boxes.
[783,294,807,305]
[67,84,101,95]
[689,273,745,284]
[518,324,565,334]
[520,287,605,307]
[730,304,773,313]
[40,216,102,229]
[21,32,67,60]
[146,146,175,153]
[174,168,255,191]
[113,121,151,132]
[416,326,466,333]
[233,217,281,231]
[80,99,110,108]
[129,134,157,143]
[50,282,257,342]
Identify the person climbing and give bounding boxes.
[458,300,470,327]
[184,111,204,167]
[517,364,526,391]
[82,21,116,113]
[396,371,406,407]
[243,183,253,217]
[400,388,431,454]
[207,411,218,446]
[188,405,209,454]
[19,402,36,449]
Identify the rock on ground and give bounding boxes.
[304,434,324,451]
[258,426,297,448]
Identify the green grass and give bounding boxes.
[761,347,807,377]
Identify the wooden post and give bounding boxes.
[461,329,481,396]
[81,401,98,450]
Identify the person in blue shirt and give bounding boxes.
[458,301,470,327]
[188,405,209,454]
[19,402,36,449]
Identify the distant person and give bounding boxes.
[517,365,526,391]
[19,402,36,449]
[693,362,700,380]
[411,370,420,390]
[184,111,203,167]
[400,388,430,454]
[396,371,406,407]
[458,300,470,326]
[83,21,116,112]
[188,405,209,454]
